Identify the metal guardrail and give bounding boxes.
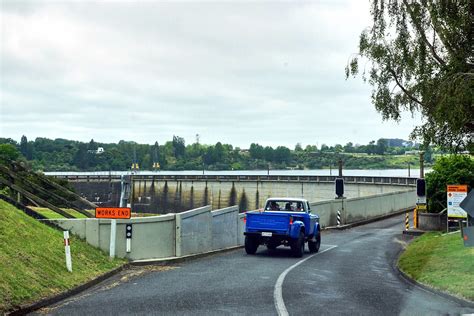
[50,173,417,186]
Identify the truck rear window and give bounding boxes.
[265,200,305,212]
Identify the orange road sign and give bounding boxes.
[447,185,468,192]
[95,207,131,219]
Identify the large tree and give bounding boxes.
[347,0,473,151]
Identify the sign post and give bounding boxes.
[95,207,131,258]
[447,185,468,218]
[126,224,132,253]
[447,185,468,233]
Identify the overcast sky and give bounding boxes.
[1,0,422,148]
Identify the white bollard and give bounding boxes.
[337,210,341,226]
[110,219,117,258]
[63,231,72,272]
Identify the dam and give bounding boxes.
[50,172,417,214]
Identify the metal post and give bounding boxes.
[338,159,343,177]
[408,163,411,177]
[413,207,418,229]
[419,151,425,178]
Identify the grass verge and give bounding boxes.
[0,200,126,313]
[398,232,474,301]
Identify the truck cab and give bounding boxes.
[244,198,321,257]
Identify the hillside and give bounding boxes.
[1,136,437,172]
[0,199,125,313]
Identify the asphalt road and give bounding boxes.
[38,215,474,316]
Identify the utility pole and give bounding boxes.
[419,151,425,178]
[338,159,343,177]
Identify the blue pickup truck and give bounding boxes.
[244,198,321,257]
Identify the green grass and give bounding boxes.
[31,207,92,219]
[398,232,474,301]
[0,200,126,313]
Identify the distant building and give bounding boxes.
[87,147,105,154]
[404,150,422,155]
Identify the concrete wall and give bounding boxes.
[63,175,415,214]
[132,178,413,213]
[98,215,176,260]
[50,215,176,260]
[211,206,239,250]
[176,206,212,257]
[46,205,243,261]
[310,189,416,227]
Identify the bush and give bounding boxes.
[0,144,20,165]
[426,155,474,213]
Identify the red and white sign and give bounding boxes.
[447,185,468,218]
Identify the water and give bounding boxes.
[45,168,430,178]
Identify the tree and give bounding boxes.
[274,146,291,163]
[88,139,97,151]
[346,1,473,151]
[343,142,354,153]
[376,139,387,155]
[249,143,264,160]
[263,146,274,161]
[20,135,28,157]
[426,155,474,213]
[172,135,185,158]
[0,144,20,164]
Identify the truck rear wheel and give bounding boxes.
[245,236,259,255]
[308,232,321,253]
[291,232,305,258]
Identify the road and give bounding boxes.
[38,215,473,315]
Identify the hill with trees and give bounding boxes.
[0,136,441,172]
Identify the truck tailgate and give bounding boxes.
[246,211,289,234]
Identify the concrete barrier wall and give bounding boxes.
[176,206,212,257]
[98,215,176,260]
[211,206,239,250]
[49,215,176,260]
[310,189,416,227]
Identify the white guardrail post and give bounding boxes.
[63,231,72,272]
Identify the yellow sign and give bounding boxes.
[416,204,427,210]
[447,185,468,218]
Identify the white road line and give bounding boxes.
[273,245,338,316]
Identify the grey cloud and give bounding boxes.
[1,0,420,148]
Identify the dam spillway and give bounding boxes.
[51,173,417,214]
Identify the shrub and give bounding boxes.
[426,155,474,213]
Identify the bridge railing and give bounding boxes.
[49,173,416,186]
